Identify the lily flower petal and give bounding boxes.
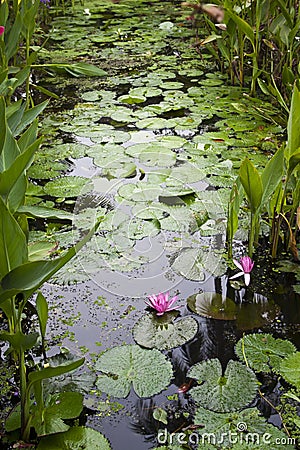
[244,273,251,286]
[145,292,179,315]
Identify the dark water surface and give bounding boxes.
[29,0,300,448]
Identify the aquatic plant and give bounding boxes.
[145,292,180,316]
[226,82,300,259]
[185,0,300,104]
[229,256,254,286]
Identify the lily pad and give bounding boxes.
[37,426,111,450]
[235,334,296,373]
[95,345,172,398]
[194,407,294,449]
[279,352,300,388]
[43,177,93,198]
[171,248,226,281]
[188,359,258,412]
[118,182,163,202]
[133,314,198,350]
[187,292,237,320]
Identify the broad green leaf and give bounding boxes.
[17,119,39,152]
[235,333,296,373]
[0,330,39,352]
[41,62,107,77]
[36,291,48,338]
[153,408,168,425]
[32,392,83,436]
[0,220,100,303]
[194,406,294,449]
[0,137,42,197]
[28,240,58,261]
[6,12,22,60]
[118,182,163,202]
[28,358,85,384]
[286,83,300,160]
[261,145,284,206]
[188,359,258,412]
[225,9,255,46]
[279,352,300,388]
[0,196,27,279]
[133,314,198,350]
[239,158,263,212]
[287,148,300,177]
[171,248,226,281]
[96,345,172,398]
[18,205,73,221]
[37,426,111,450]
[43,176,93,198]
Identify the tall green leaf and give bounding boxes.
[0,196,28,279]
[36,291,48,339]
[0,137,42,198]
[239,158,263,212]
[5,12,22,60]
[0,220,100,303]
[28,358,85,384]
[261,145,284,207]
[17,119,38,152]
[286,83,300,159]
[13,100,49,137]
[0,330,39,352]
[225,9,255,47]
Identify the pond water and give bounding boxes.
[23,0,300,448]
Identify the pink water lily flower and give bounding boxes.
[0,26,5,36]
[145,292,180,316]
[229,256,254,286]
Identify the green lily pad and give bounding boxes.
[119,217,160,240]
[37,426,111,450]
[188,359,258,412]
[118,182,163,202]
[139,147,177,167]
[194,407,294,449]
[118,94,146,104]
[159,206,199,233]
[135,117,176,129]
[235,334,296,373]
[95,345,172,398]
[171,248,226,281]
[279,352,300,388]
[187,292,237,320]
[43,177,93,198]
[133,314,198,350]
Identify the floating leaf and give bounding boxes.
[118,182,163,202]
[194,407,294,449]
[153,407,168,425]
[133,314,198,350]
[95,345,172,398]
[279,352,300,388]
[235,334,296,373]
[188,359,258,412]
[187,292,237,320]
[37,426,111,450]
[171,248,226,281]
[43,177,93,198]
